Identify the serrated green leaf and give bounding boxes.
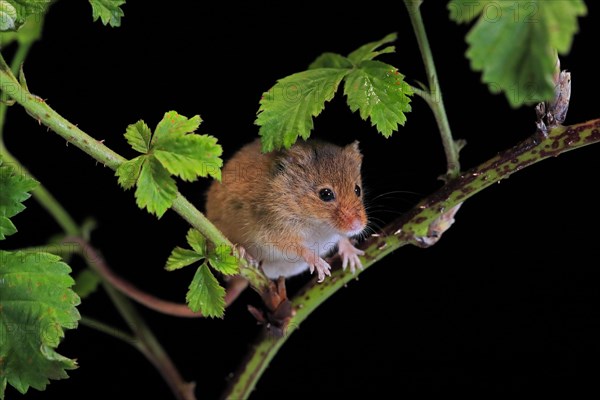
[153,112,201,145]
[308,52,353,69]
[186,264,225,318]
[88,0,125,27]
[0,0,52,32]
[134,157,177,218]
[154,134,223,182]
[347,33,397,64]
[0,158,38,240]
[119,112,222,217]
[72,269,100,299]
[256,68,350,152]
[124,120,152,154]
[344,60,413,138]
[185,229,206,256]
[457,0,587,107]
[208,245,239,276]
[448,0,491,23]
[115,155,145,190]
[0,250,80,396]
[165,247,203,271]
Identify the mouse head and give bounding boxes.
[273,140,368,237]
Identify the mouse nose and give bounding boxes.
[347,218,365,235]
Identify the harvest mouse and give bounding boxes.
[205,138,368,282]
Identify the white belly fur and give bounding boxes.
[252,229,342,279]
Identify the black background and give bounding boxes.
[2,1,599,398]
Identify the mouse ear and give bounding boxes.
[271,145,310,174]
[344,140,362,159]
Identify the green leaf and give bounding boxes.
[308,52,353,69]
[124,120,152,154]
[150,112,222,181]
[0,13,43,47]
[186,264,226,318]
[115,155,145,190]
[256,68,350,151]
[344,60,413,138]
[208,245,239,276]
[165,247,203,271]
[88,0,125,27]
[454,0,587,107]
[185,229,206,256]
[134,157,177,218]
[154,134,223,182]
[0,250,80,396]
[153,111,201,144]
[0,157,38,240]
[118,112,223,217]
[72,269,100,299]
[347,32,397,64]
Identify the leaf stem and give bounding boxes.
[224,118,600,398]
[79,315,137,345]
[404,0,461,179]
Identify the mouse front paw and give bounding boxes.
[338,237,365,274]
[309,257,331,283]
[235,244,259,268]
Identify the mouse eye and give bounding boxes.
[318,188,335,202]
[354,185,361,197]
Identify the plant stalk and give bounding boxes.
[79,315,137,345]
[404,0,460,179]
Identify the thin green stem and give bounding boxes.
[9,42,32,76]
[225,118,600,398]
[80,315,137,345]
[404,0,460,179]
[0,42,80,235]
